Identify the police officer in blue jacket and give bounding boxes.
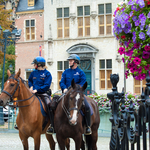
[60,54,92,135]
[28,56,54,134]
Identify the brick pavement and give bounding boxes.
[0,133,110,150]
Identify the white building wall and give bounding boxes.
[44,0,135,94]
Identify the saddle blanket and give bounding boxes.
[36,96,47,117]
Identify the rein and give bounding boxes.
[2,75,36,107]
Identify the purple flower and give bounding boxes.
[135,20,140,26]
[131,5,139,11]
[147,27,150,37]
[132,16,138,22]
[136,0,145,8]
[139,32,145,40]
[142,51,150,59]
[132,32,136,43]
[125,49,133,56]
[128,0,135,5]
[148,12,150,18]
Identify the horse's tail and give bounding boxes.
[84,134,92,150]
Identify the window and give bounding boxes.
[57,7,69,38]
[98,3,112,35]
[28,0,34,7]
[25,20,35,41]
[134,79,146,95]
[25,71,32,86]
[57,61,69,90]
[77,6,90,37]
[99,59,112,90]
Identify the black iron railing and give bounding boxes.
[107,73,150,150]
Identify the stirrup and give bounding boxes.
[85,126,92,135]
[14,124,19,130]
[46,125,54,134]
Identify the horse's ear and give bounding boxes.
[7,70,11,77]
[15,68,21,78]
[82,82,87,91]
[71,79,76,89]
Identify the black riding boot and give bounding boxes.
[46,107,54,134]
[44,96,54,134]
[84,97,92,135]
[85,109,92,135]
[14,124,18,130]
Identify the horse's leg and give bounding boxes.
[74,134,82,150]
[33,132,41,150]
[91,129,98,150]
[19,132,29,150]
[56,134,66,150]
[80,136,85,150]
[65,138,70,150]
[45,134,56,150]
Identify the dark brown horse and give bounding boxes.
[0,69,70,150]
[54,79,100,150]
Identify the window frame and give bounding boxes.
[98,3,112,36]
[77,5,90,37]
[57,61,69,90]
[25,19,35,41]
[134,78,146,95]
[57,7,70,38]
[28,0,34,7]
[99,59,112,90]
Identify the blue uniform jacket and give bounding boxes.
[59,67,86,91]
[28,69,52,93]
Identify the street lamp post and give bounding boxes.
[0,25,21,125]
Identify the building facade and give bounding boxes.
[15,0,146,95]
[15,0,44,83]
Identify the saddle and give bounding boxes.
[50,95,61,110]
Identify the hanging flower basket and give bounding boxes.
[113,0,150,80]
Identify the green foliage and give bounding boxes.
[88,92,141,114]
[0,44,15,87]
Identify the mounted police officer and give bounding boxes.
[14,56,54,134]
[59,54,92,135]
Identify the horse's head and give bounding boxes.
[66,79,87,125]
[0,69,21,107]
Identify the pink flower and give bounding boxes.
[144,64,150,70]
[130,67,138,73]
[118,47,125,55]
[133,57,141,65]
[144,45,150,51]
[134,43,140,49]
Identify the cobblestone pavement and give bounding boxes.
[0,133,110,150]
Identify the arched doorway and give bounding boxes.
[66,43,98,94]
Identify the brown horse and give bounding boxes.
[54,79,100,150]
[0,69,70,150]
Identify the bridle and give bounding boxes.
[2,75,35,107]
[62,89,84,120]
